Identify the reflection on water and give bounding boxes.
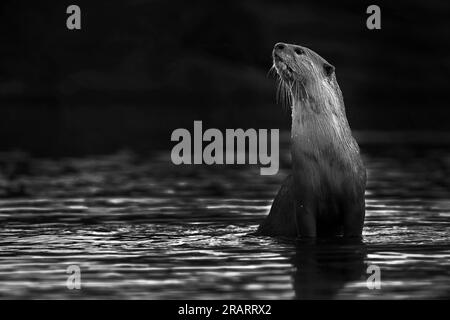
[292,239,368,299]
[0,142,449,299]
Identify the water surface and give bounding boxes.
[0,142,449,299]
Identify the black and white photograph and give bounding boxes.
[0,0,449,305]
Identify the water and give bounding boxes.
[0,140,449,299]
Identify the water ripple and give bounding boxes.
[0,146,449,299]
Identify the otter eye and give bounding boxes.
[324,63,335,77]
[294,48,304,55]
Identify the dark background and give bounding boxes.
[0,0,449,156]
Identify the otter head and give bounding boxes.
[272,42,336,102]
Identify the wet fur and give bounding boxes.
[257,43,366,238]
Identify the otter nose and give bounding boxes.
[274,43,286,51]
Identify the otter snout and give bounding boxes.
[274,43,286,52]
[273,42,287,61]
[273,42,305,60]
[273,42,298,82]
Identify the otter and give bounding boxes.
[257,43,366,238]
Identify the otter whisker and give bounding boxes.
[282,79,293,111]
[276,78,285,107]
[276,78,290,110]
[267,64,277,78]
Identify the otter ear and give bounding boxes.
[323,63,335,77]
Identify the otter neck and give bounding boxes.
[289,82,353,158]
